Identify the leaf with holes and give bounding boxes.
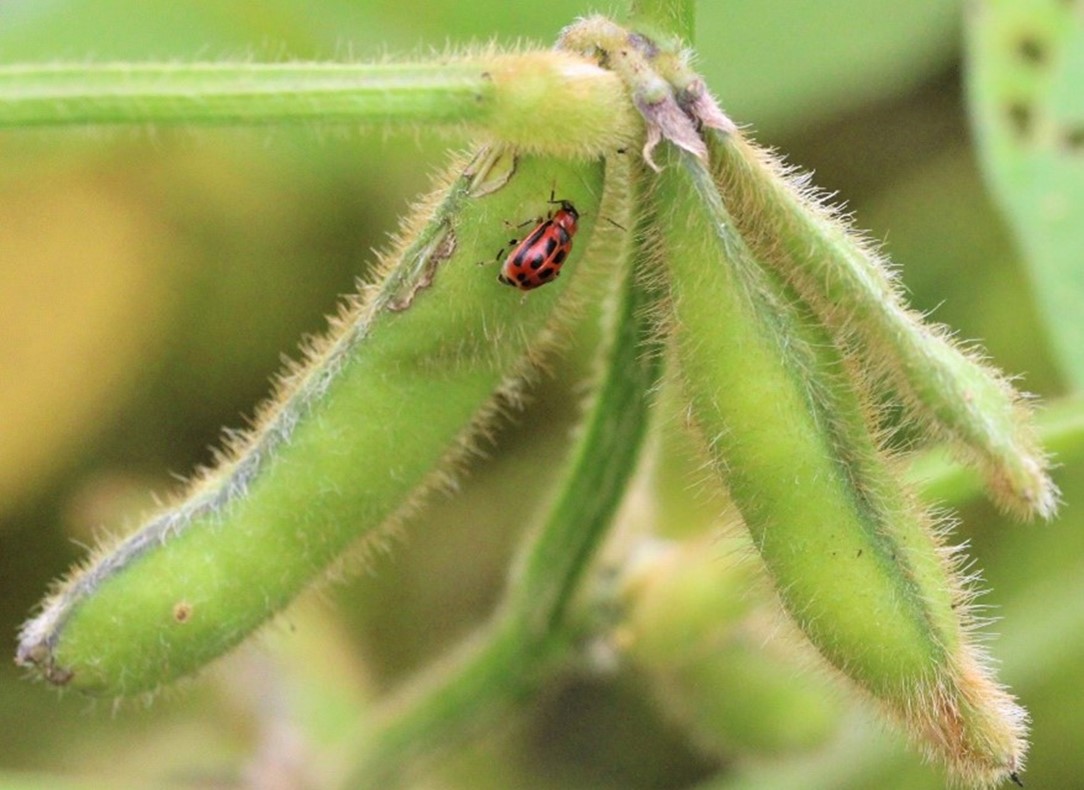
[966,0,1084,387]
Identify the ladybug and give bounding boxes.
[496,195,579,291]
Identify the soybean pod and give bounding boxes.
[17,149,610,696]
[655,146,1026,787]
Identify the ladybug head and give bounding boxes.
[549,198,579,229]
[555,199,578,218]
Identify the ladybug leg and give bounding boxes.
[478,244,508,267]
[504,217,539,232]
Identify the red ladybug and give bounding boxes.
[496,196,579,291]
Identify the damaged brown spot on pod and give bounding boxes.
[626,32,659,58]
[46,664,74,686]
[173,601,193,623]
[385,221,458,312]
[17,642,74,686]
[466,146,516,198]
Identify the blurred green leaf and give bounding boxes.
[966,0,1084,389]
[696,0,959,135]
[0,0,611,61]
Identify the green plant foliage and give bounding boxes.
[2,2,1081,789]
[966,0,1084,388]
[696,0,959,135]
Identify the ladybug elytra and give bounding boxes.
[495,196,579,291]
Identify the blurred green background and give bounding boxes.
[1,1,1080,788]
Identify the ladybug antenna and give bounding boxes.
[547,194,579,218]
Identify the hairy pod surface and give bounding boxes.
[655,146,1026,785]
[17,148,611,696]
[708,130,1056,521]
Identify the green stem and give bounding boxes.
[334,621,564,790]
[0,61,492,126]
[0,56,636,158]
[505,167,659,636]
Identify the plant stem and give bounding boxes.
[0,55,637,159]
[335,153,658,787]
[0,61,492,126]
[333,620,564,790]
[505,170,659,637]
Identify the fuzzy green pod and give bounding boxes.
[655,146,1026,787]
[17,148,616,696]
[707,129,1055,521]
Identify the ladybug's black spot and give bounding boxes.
[539,266,556,280]
[553,248,568,265]
[544,236,558,256]
[527,252,547,270]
